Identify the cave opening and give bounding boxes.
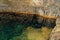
[0,12,56,40]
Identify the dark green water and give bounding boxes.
[0,23,27,40]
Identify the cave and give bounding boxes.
[0,12,56,40]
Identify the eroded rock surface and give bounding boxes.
[0,0,60,40]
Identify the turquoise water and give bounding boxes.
[0,24,27,40]
[0,21,54,40]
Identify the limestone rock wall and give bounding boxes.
[0,0,60,17]
[0,0,60,40]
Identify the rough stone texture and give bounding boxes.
[49,18,60,40]
[0,0,60,40]
[0,0,60,17]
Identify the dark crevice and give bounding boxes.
[0,12,56,28]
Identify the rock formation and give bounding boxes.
[0,0,60,40]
